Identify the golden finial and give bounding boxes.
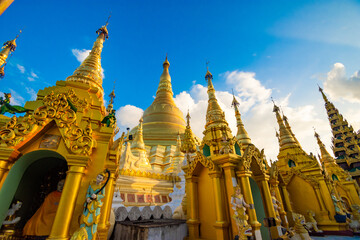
[106,81,116,113]
[205,60,212,80]
[271,97,279,112]
[163,53,170,68]
[231,89,240,108]
[186,109,191,127]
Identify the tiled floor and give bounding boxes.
[312,236,360,239]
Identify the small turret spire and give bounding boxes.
[282,112,300,145]
[66,21,109,94]
[0,30,21,78]
[231,91,251,144]
[204,64,229,130]
[318,85,329,103]
[272,99,298,148]
[131,117,146,150]
[314,130,335,163]
[181,111,197,155]
[106,81,116,113]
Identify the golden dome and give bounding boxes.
[131,56,186,146]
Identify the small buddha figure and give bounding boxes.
[305,210,322,233]
[231,185,252,238]
[330,191,345,215]
[23,179,65,237]
[271,190,282,221]
[3,200,22,226]
[349,204,360,232]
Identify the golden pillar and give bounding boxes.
[187,176,200,239]
[236,170,262,238]
[97,171,116,239]
[257,176,282,239]
[0,148,20,189]
[222,162,238,237]
[281,185,294,227]
[209,171,229,240]
[319,179,336,218]
[48,162,86,240]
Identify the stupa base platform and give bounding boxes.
[112,219,187,240]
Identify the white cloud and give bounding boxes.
[25,87,37,101]
[8,89,25,106]
[30,71,38,79]
[16,64,25,73]
[27,77,35,82]
[323,63,360,103]
[72,49,105,79]
[174,70,331,161]
[115,105,144,133]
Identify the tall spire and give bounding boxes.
[66,22,109,94]
[318,85,360,181]
[154,54,174,104]
[314,130,334,163]
[273,101,297,149]
[0,30,21,78]
[204,65,229,130]
[231,92,251,144]
[282,112,300,145]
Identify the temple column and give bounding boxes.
[0,148,20,189]
[237,170,262,239]
[209,171,229,240]
[97,171,116,239]
[280,185,295,226]
[48,156,88,240]
[187,175,200,239]
[319,179,336,219]
[222,162,238,238]
[256,175,283,239]
[314,185,332,222]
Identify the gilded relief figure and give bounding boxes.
[231,185,252,239]
[71,170,109,240]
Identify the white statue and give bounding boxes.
[3,200,23,225]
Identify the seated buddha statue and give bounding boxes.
[23,179,65,237]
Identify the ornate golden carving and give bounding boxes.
[185,151,219,177]
[282,169,320,188]
[0,90,94,156]
[241,144,267,174]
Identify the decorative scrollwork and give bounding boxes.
[0,90,94,156]
[241,144,267,174]
[282,169,320,188]
[185,151,219,177]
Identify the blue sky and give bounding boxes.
[2,0,360,160]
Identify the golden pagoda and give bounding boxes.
[273,102,360,231]
[0,23,121,240]
[0,31,19,79]
[131,55,186,146]
[319,86,360,184]
[184,67,285,240]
